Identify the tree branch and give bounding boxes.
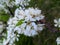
[7,7,14,17]
[39,19,60,33]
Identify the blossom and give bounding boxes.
[7,7,45,37]
[56,37,60,45]
[15,0,30,6]
[0,0,15,7]
[0,0,30,13]
[3,7,45,45]
[15,8,45,22]
[54,18,60,27]
[0,0,15,13]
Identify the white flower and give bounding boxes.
[29,8,41,16]
[29,8,35,15]
[0,0,15,7]
[34,8,41,15]
[7,7,45,37]
[56,37,60,45]
[15,8,45,22]
[54,18,60,27]
[0,0,15,13]
[3,7,45,45]
[15,0,30,6]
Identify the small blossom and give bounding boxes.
[54,18,60,27]
[56,37,60,45]
[15,0,30,6]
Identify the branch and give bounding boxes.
[7,7,14,17]
[45,22,58,32]
[39,19,60,33]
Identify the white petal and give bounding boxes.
[34,10,41,15]
[59,18,60,22]
[31,30,38,36]
[56,37,60,44]
[16,38,19,41]
[58,25,60,27]
[39,15,44,20]
[37,27,43,31]
[35,17,40,21]
[30,18,36,21]
[31,22,37,30]
[54,24,58,27]
[26,25,31,31]
[25,10,29,15]
[18,16,24,20]
[25,17,29,21]
[21,23,26,28]
[24,30,31,36]
[54,19,58,23]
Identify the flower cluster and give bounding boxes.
[0,0,15,7]
[0,0,30,13]
[0,0,15,13]
[15,0,30,6]
[9,7,45,36]
[3,8,45,45]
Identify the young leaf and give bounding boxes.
[16,19,24,26]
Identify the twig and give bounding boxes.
[7,6,14,17]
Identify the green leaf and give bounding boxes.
[16,19,24,26]
[0,15,10,22]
